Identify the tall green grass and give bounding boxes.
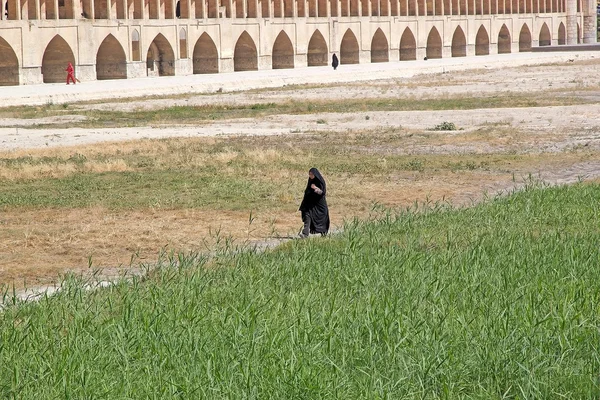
[1,183,599,398]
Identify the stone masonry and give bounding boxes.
[0,0,596,85]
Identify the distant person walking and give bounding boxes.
[332,53,339,70]
[299,168,330,238]
[65,62,76,85]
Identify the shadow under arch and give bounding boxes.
[371,28,389,63]
[272,31,294,69]
[340,29,359,64]
[234,31,258,72]
[0,37,19,86]
[399,28,416,61]
[193,32,219,74]
[146,33,175,76]
[96,34,127,80]
[451,26,466,57]
[42,35,76,83]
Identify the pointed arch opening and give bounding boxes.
[426,27,442,59]
[132,30,141,62]
[307,30,328,66]
[179,28,188,59]
[146,33,175,77]
[193,32,219,74]
[399,28,416,61]
[539,23,551,46]
[519,24,532,52]
[272,31,294,69]
[371,28,389,63]
[0,37,19,86]
[340,29,359,64]
[558,22,566,45]
[234,31,258,72]
[42,35,75,83]
[498,24,511,54]
[451,26,466,57]
[475,25,489,56]
[96,34,127,80]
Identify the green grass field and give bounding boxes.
[1,182,600,398]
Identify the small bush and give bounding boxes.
[406,158,425,172]
[250,103,276,110]
[432,121,458,131]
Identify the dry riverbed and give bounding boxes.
[1,56,600,287]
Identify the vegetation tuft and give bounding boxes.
[1,182,600,397]
[432,121,458,131]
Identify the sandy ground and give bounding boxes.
[0,51,597,108]
[2,52,600,151]
[2,51,600,288]
[2,103,600,152]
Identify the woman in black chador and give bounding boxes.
[332,53,339,70]
[299,168,330,238]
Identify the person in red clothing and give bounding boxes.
[66,62,76,85]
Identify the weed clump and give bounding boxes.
[431,121,458,131]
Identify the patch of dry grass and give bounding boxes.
[1,125,599,287]
[0,90,594,129]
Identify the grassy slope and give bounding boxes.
[1,183,600,398]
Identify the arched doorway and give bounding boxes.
[340,29,359,64]
[475,25,489,56]
[498,24,511,54]
[0,37,19,86]
[272,31,294,69]
[539,23,551,46]
[399,28,416,61]
[42,35,75,83]
[146,34,175,76]
[96,34,127,80]
[451,26,466,57]
[370,28,389,63]
[426,27,442,59]
[558,22,566,45]
[234,31,258,71]
[519,24,532,52]
[307,29,328,66]
[193,33,219,74]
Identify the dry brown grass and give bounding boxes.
[3,58,600,288]
[0,169,521,286]
[0,207,299,285]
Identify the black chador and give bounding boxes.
[299,168,330,237]
[332,54,339,70]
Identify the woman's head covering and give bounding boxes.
[306,167,326,196]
